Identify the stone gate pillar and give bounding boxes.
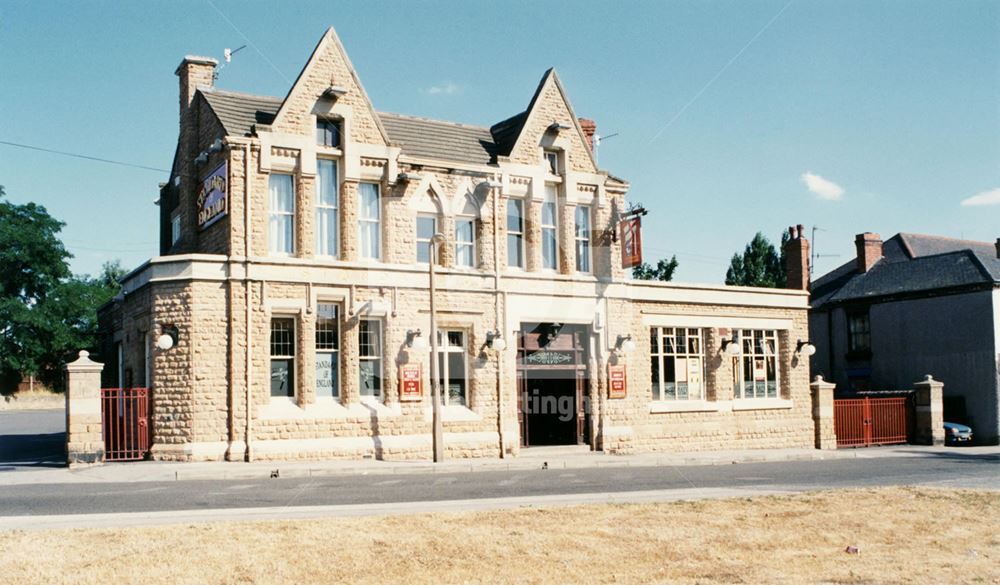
[913,375,945,446]
[810,375,837,449]
[65,350,105,466]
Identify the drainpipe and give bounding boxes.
[244,143,254,462]
[492,180,506,457]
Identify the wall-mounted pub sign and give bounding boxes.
[197,162,228,229]
[608,364,627,399]
[620,216,643,268]
[399,363,423,402]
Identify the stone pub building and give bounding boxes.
[98,28,816,461]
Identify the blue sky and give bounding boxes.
[1,0,997,283]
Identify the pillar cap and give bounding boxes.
[65,350,104,373]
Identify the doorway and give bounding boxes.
[516,322,590,447]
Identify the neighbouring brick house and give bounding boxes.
[97,28,817,461]
[810,232,1000,444]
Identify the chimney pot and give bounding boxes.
[855,232,883,273]
[578,118,596,152]
[784,223,811,291]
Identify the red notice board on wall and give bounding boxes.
[399,364,423,402]
[620,217,643,268]
[608,364,627,399]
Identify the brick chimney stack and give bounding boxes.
[176,55,217,118]
[784,224,810,290]
[578,118,596,152]
[855,232,883,273]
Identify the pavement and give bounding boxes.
[2,441,998,486]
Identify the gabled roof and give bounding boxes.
[811,233,1000,309]
[200,89,280,137]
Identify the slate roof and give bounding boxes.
[200,90,280,137]
[811,233,1000,309]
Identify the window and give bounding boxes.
[848,311,871,354]
[734,329,779,399]
[650,327,704,401]
[315,159,338,257]
[544,150,559,175]
[506,198,524,268]
[315,304,339,399]
[316,119,341,148]
[268,174,295,255]
[270,317,295,398]
[542,186,558,270]
[358,183,381,260]
[416,215,437,263]
[170,213,181,246]
[358,319,383,398]
[455,218,476,268]
[574,205,591,273]
[436,330,468,406]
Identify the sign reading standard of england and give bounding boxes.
[197,162,228,229]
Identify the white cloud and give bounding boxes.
[801,172,845,201]
[960,187,1000,207]
[421,82,461,96]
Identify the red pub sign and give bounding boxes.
[399,363,423,402]
[608,364,627,399]
[620,216,643,269]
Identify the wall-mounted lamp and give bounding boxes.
[614,334,636,354]
[194,152,208,165]
[406,329,428,351]
[796,340,817,357]
[484,330,507,352]
[397,172,423,182]
[720,338,741,356]
[208,138,224,153]
[156,325,179,351]
[547,122,571,132]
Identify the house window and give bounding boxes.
[170,212,181,246]
[848,311,871,354]
[542,186,559,270]
[650,327,705,401]
[268,174,295,255]
[270,317,295,398]
[574,205,591,273]
[455,218,476,268]
[315,303,339,399]
[358,319,383,398]
[734,329,779,399]
[315,159,339,257]
[436,330,468,406]
[506,198,524,268]
[416,214,437,264]
[316,119,341,148]
[358,183,381,260]
[544,150,559,175]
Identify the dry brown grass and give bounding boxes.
[1,487,997,584]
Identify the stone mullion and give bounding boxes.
[296,173,315,259]
[340,180,359,262]
[342,316,360,404]
[297,311,316,407]
[525,198,543,272]
[439,215,455,269]
[497,195,509,269]
[559,200,575,275]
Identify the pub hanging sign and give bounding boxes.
[197,162,228,229]
[620,216,643,269]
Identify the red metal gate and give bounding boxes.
[834,395,912,447]
[101,387,150,461]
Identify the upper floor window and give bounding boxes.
[315,303,340,399]
[544,150,559,175]
[416,214,437,264]
[268,174,295,255]
[848,311,871,355]
[574,205,591,273]
[436,330,468,406]
[358,183,381,260]
[734,329,779,400]
[650,327,704,401]
[455,218,476,268]
[506,199,525,269]
[315,159,339,257]
[170,212,181,246]
[541,186,559,270]
[316,118,341,148]
[270,317,295,398]
[359,319,383,398]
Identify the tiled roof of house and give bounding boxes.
[811,233,1000,309]
[199,89,501,165]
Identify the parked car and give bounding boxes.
[944,422,973,445]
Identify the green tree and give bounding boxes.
[632,255,679,282]
[725,232,787,288]
[0,186,124,391]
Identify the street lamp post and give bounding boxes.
[428,233,446,462]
